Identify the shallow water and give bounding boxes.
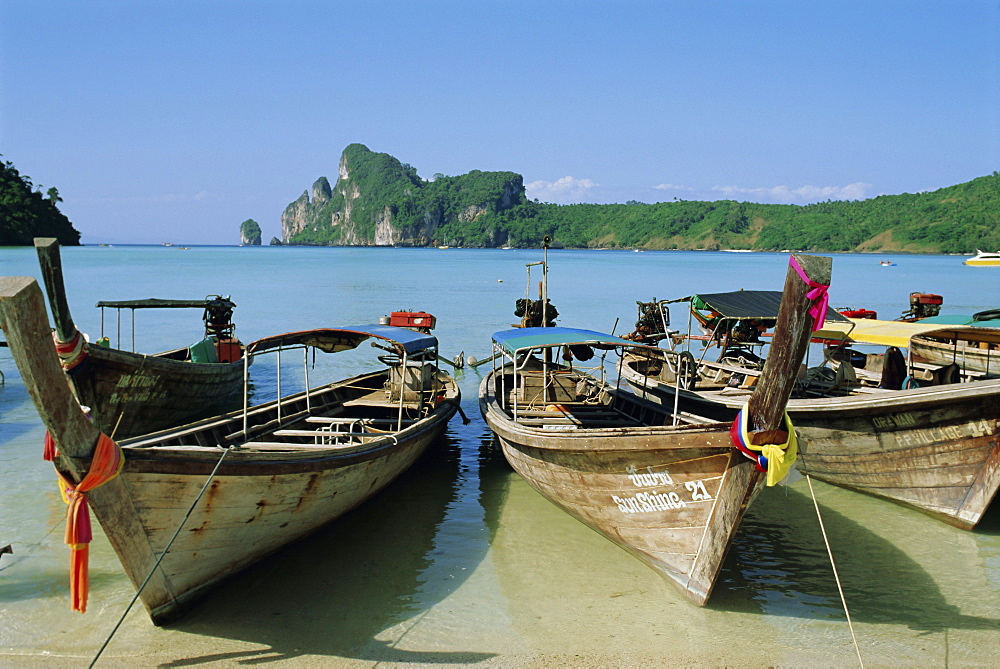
[0,245,998,666]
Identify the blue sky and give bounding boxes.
[2,1,998,245]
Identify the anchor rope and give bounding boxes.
[803,469,865,668]
[89,446,232,668]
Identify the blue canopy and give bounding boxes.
[492,327,651,356]
[247,325,437,356]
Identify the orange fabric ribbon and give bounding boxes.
[53,433,125,613]
[43,431,58,461]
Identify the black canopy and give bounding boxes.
[95,297,234,309]
[691,290,848,322]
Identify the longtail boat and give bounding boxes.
[34,237,247,439]
[621,294,1000,530]
[0,275,460,624]
[478,252,831,605]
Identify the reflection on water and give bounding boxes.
[160,428,496,665]
[717,484,1000,635]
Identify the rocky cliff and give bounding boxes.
[239,219,262,246]
[280,144,528,247]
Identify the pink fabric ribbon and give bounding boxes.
[788,255,830,332]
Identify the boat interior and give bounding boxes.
[124,361,450,452]
[490,356,717,430]
[626,336,988,404]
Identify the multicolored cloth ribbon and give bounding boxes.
[729,406,798,487]
[52,330,88,373]
[50,433,125,613]
[788,255,830,332]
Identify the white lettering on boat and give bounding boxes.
[613,491,686,514]
[626,465,674,487]
[872,412,918,429]
[685,479,712,501]
[889,418,996,447]
[614,466,715,514]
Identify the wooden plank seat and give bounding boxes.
[514,408,621,418]
[237,441,369,451]
[272,428,389,440]
[518,417,643,428]
[221,403,346,444]
[515,409,642,428]
[698,361,761,388]
[304,416,417,426]
[909,360,987,382]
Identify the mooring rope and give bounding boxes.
[89,446,232,668]
[803,470,865,668]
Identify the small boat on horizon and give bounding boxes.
[964,249,1000,266]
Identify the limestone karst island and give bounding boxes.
[269,144,999,253]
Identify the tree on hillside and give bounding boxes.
[0,156,81,246]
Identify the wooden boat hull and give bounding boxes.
[33,237,247,440]
[1,275,462,624]
[90,371,460,624]
[909,335,998,377]
[622,356,1000,529]
[71,344,246,439]
[480,371,762,605]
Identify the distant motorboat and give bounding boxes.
[879,260,896,266]
[964,250,1000,267]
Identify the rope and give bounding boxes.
[89,446,231,668]
[803,470,865,668]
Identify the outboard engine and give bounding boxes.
[900,293,942,320]
[514,298,558,328]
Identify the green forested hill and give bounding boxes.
[282,144,532,247]
[0,156,81,246]
[285,146,998,253]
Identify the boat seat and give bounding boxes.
[516,369,579,403]
[515,409,642,428]
[239,441,368,451]
[221,408,316,444]
[304,416,415,426]
[909,360,985,383]
[272,428,387,441]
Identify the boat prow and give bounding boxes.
[0,276,460,624]
[478,251,832,605]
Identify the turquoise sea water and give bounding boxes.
[0,245,998,666]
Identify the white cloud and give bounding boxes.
[525,176,600,204]
[652,183,693,192]
[710,182,872,204]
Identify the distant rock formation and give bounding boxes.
[269,237,282,246]
[239,219,262,246]
[280,143,525,247]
